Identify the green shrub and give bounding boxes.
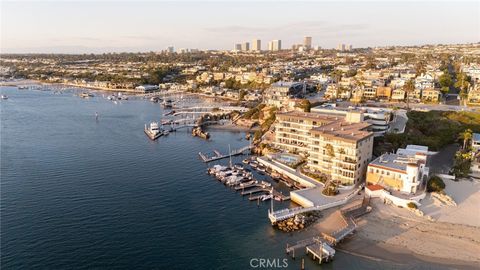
[322,183,339,196]
[427,176,445,192]
[407,202,417,209]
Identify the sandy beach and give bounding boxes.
[290,178,480,269]
[337,179,480,269]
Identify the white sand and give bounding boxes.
[420,180,480,227]
[355,199,480,264]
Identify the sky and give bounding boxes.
[1,0,479,53]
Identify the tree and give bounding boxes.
[438,71,453,90]
[330,70,343,83]
[455,72,471,106]
[403,79,415,109]
[459,128,473,150]
[296,99,311,112]
[238,90,246,101]
[427,176,445,192]
[415,61,426,76]
[325,144,335,157]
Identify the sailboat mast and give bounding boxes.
[228,144,232,168]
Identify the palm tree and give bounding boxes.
[403,79,415,110]
[459,129,473,150]
[455,72,471,106]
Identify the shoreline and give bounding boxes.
[337,197,480,268]
[206,123,259,132]
[338,234,479,269]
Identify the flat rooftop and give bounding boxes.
[310,120,372,142]
[276,111,338,123]
[369,153,419,173]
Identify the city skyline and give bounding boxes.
[1,1,479,54]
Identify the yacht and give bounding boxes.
[79,92,94,98]
[1,95,8,100]
[144,122,162,140]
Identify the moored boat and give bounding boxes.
[144,122,162,140]
[79,92,94,98]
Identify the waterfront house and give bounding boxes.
[366,145,430,194]
[135,84,159,93]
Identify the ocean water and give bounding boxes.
[0,87,454,270]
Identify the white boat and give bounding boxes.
[162,99,173,108]
[1,95,8,100]
[144,122,162,140]
[261,194,273,201]
[79,92,94,98]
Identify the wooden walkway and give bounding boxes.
[284,197,371,264]
[199,145,253,163]
[268,185,362,224]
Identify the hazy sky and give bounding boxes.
[1,1,479,53]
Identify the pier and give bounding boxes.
[198,145,253,163]
[284,198,371,264]
[285,237,335,263]
[267,185,362,224]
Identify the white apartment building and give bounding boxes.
[252,39,261,51]
[274,111,374,185]
[268,40,282,51]
[241,42,250,51]
[367,145,430,194]
[311,106,392,136]
[264,81,304,108]
[303,36,312,49]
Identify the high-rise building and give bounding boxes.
[337,43,346,51]
[347,44,353,51]
[268,41,273,51]
[303,36,312,49]
[241,42,250,51]
[234,43,242,51]
[270,40,281,51]
[251,39,261,51]
[166,46,175,53]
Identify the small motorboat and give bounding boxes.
[261,194,273,201]
[1,95,8,100]
[233,164,243,170]
[242,159,249,164]
[79,92,94,98]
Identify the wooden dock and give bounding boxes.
[284,197,371,265]
[199,145,253,163]
[241,187,268,196]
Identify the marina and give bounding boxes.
[206,161,291,204]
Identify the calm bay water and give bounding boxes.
[1,87,445,270]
